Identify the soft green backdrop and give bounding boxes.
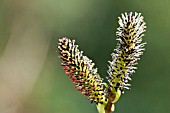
[0,0,170,113]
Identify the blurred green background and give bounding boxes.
[0,0,170,113]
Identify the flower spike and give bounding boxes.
[106,12,146,104]
[58,37,108,105]
[57,12,146,113]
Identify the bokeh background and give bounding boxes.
[0,0,170,113]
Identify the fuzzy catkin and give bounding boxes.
[107,12,146,94]
[58,38,108,105]
[57,12,146,113]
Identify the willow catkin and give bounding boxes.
[58,38,108,105]
[57,12,146,113]
[107,12,146,96]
